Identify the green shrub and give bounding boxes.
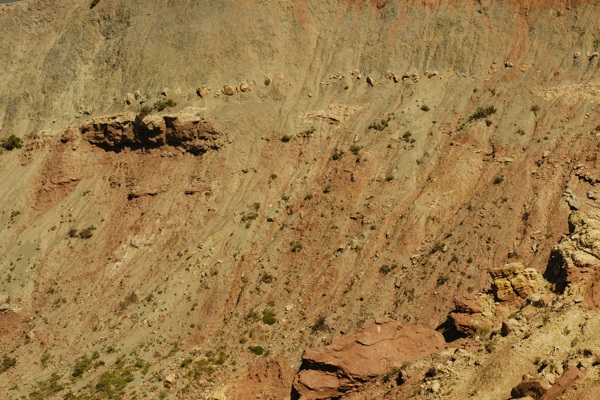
[311,316,328,333]
[291,241,303,252]
[379,264,398,275]
[350,145,362,155]
[153,99,176,112]
[241,212,258,222]
[95,366,134,397]
[420,105,430,112]
[368,119,389,131]
[138,105,152,118]
[79,226,96,239]
[262,309,276,325]
[72,356,93,378]
[281,135,291,142]
[261,273,274,283]
[467,106,497,122]
[385,175,394,182]
[248,346,264,355]
[430,242,444,254]
[90,0,100,9]
[28,374,63,400]
[1,135,23,150]
[264,78,271,86]
[304,194,313,200]
[331,149,344,160]
[0,355,16,373]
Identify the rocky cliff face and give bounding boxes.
[0,0,599,399]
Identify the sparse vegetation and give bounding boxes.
[379,263,398,275]
[78,225,96,239]
[28,373,64,400]
[281,135,291,142]
[385,175,394,182]
[90,0,100,9]
[248,346,264,355]
[531,105,540,114]
[368,119,389,131]
[331,149,344,160]
[264,78,271,86]
[420,105,430,112]
[382,366,401,383]
[493,176,504,185]
[94,358,135,398]
[311,316,328,333]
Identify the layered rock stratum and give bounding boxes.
[0,0,599,399]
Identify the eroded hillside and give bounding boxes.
[0,0,599,399]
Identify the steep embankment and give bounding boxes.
[0,0,599,399]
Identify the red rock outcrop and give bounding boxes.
[229,357,294,400]
[293,318,445,399]
[447,295,490,337]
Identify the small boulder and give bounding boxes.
[222,84,235,96]
[511,377,551,399]
[196,85,209,98]
[239,81,251,92]
[501,318,521,337]
[366,76,377,87]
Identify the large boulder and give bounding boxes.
[545,211,600,308]
[293,318,445,399]
[511,376,551,399]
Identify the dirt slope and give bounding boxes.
[0,0,599,399]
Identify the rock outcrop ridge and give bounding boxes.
[80,108,225,155]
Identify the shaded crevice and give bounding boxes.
[436,316,467,342]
